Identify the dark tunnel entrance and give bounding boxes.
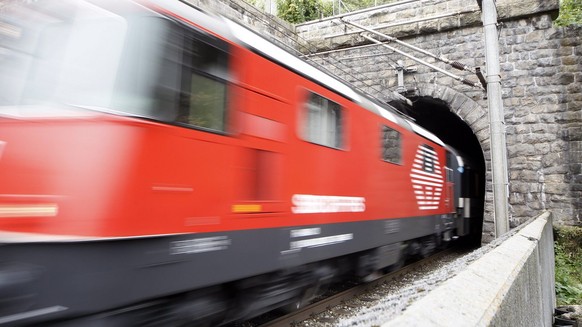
[393,96,486,245]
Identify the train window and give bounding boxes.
[446,151,454,181]
[381,125,402,164]
[0,2,231,132]
[175,28,229,132]
[303,92,343,148]
[0,1,130,108]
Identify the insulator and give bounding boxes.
[461,79,478,87]
[451,61,466,70]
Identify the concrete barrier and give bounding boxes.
[383,211,555,326]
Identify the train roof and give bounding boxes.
[149,0,445,147]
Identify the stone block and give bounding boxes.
[534,143,551,154]
[560,37,581,47]
[522,113,539,123]
[508,143,536,157]
[533,67,559,77]
[539,112,558,124]
[557,46,575,56]
[524,29,545,43]
[516,76,535,86]
[556,73,575,85]
[544,174,566,183]
[566,81,582,93]
[532,14,555,30]
[459,11,481,27]
[542,152,568,168]
[561,56,578,66]
[562,111,582,123]
[537,57,561,67]
[538,94,559,105]
[550,141,568,153]
[544,183,570,195]
[500,62,515,72]
[419,20,438,34]
[514,42,540,52]
[564,126,582,141]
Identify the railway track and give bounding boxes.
[257,248,461,327]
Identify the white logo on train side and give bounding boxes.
[410,145,444,210]
[291,194,366,214]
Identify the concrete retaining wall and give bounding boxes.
[383,211,555,326]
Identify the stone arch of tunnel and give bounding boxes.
[391,84,488,244]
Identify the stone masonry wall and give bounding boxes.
[502,20,581,228]
[294,0,581,241]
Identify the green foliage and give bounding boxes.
[555,0,582,26]
[277,0,330,23]
[272,0,580,25]
[275,0,399,23]
[554,226,582,305]
[338,0,397,13]
[247,0,263,7]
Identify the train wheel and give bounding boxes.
[420,235,437,258]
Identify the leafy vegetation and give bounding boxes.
[555,225,582,305]
[555,0,582,26]
[255,0,581,25]
[335,0,397,13]
[247,0,399,24]
[276,0,331,24]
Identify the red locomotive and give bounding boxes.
[0,0,477,325]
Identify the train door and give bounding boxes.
[230,53,288,215]
[234,134,286,214]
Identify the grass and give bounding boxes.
[554,225,582,305]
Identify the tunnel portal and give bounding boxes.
[396,96,486,244]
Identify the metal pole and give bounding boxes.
[481,0,509,237]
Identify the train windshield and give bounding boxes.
[0,0,176,120]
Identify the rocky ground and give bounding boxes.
[297,236,513,327]
[555,305,582,326]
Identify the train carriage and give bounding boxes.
[0,0,475,325]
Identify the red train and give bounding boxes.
[0,0,478,325]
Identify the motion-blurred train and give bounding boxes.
[0,0,479,325]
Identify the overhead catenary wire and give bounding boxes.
[341,18,479,75]
[302,43,400,69]
[360,33,482,89]
[324,8,480,40]
[341,19,484,90]
[296,0,420,26]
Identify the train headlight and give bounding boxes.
[0,204,58,218]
